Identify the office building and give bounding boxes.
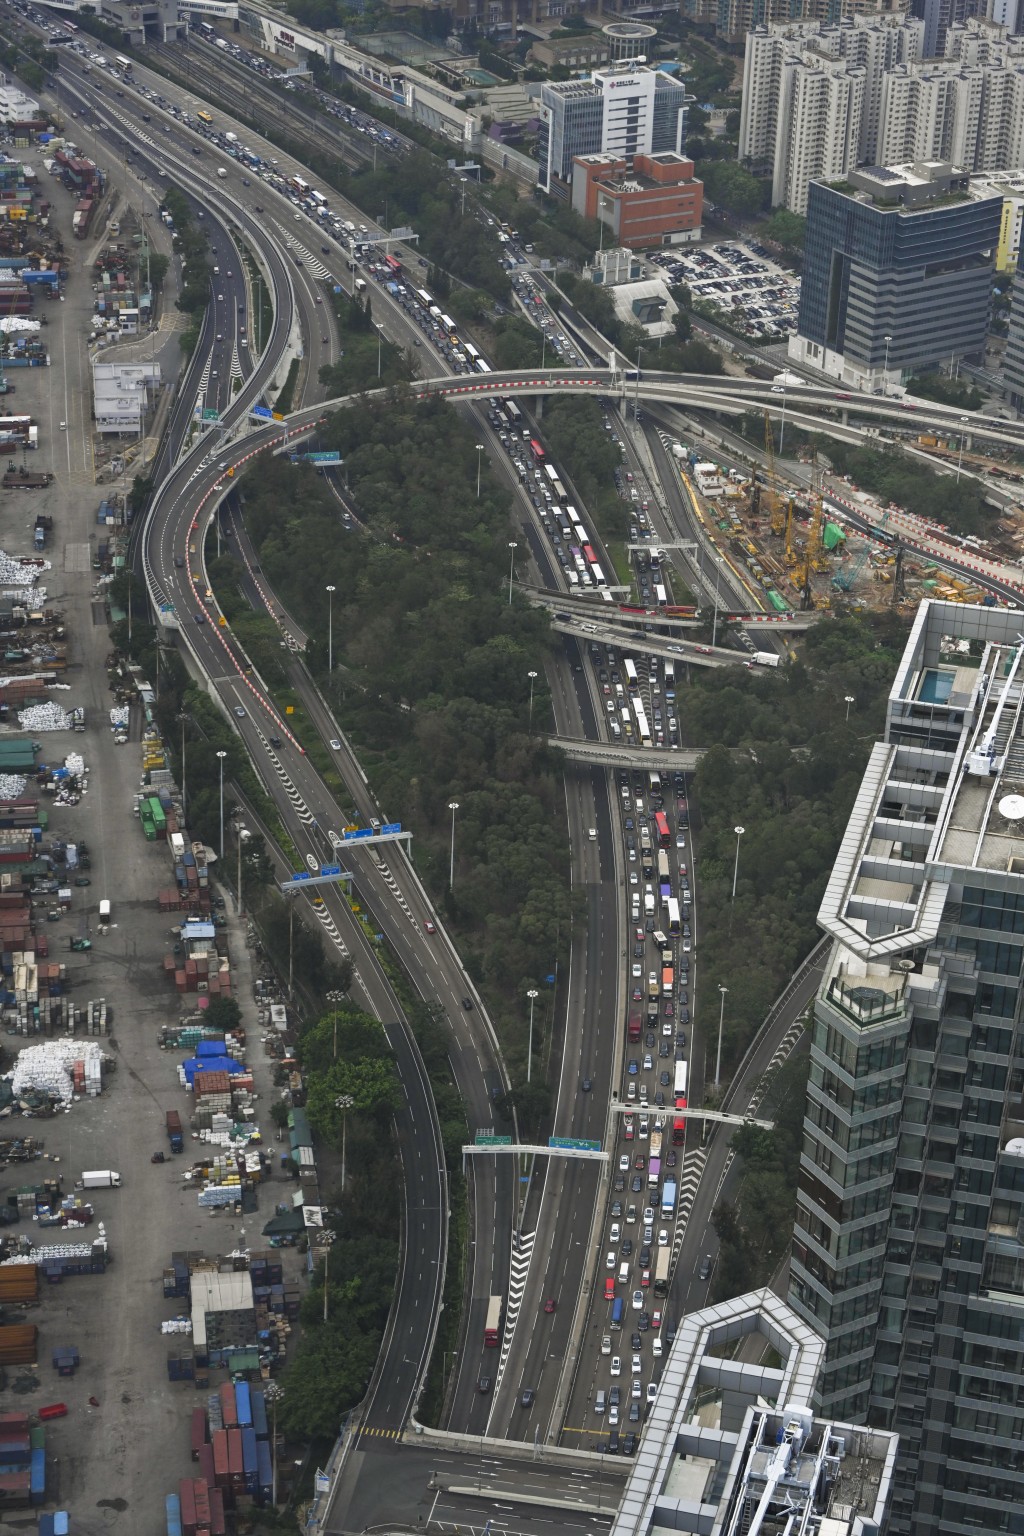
[790,161,999,388]
[536,64,689,194]
[789,597,1024,1534]
[741,14,1024,212]
[610,1287,896,1536]
[1002,272,1024,408]
[571,150,703,247]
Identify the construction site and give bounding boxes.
[674,416,1010,618]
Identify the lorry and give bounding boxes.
[750,652,780,668]
[772,370,802,390]
[80,1170,121,1189]
[627,1010,642,1043]
[216,167,228,180]
[166,1109,184,1153]
[98,899,111,924]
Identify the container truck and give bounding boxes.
[166,1110,184,1153]
[80,1170,121,1188]
[750,652,780,668]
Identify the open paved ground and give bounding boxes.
[1,142,307,1536]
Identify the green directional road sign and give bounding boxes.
[475,1133,513,1146]
[549,1136,601,1152]
[202,408,219,422]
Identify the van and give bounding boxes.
[595,1390,606,1415]
[653,929,668,949]
[98,899,111,924]
[618,1262,630,1285]
[611,1297,624,1329]
[652,1335,663,1357]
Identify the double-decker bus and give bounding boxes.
[197,110,215,126]
[463,341,481,365]
[384,253,402,276]
[415,288,433,309]
[654,583,668,607]
[504,399,523,427]
[664,660,676,699]
[550,478,567,504]
[672,1061,688,1145]
[484,1295,502,1347]
[653,811,671,848]
[439,313,457,339]
[530,439,546,462]
[624,658,639,693]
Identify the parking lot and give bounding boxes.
[650,240,800,340]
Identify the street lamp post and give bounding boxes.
[711,558,724,649]
[236,823,246,915]
[179,713,189,822]
[476,443,484,500]
[844,694,855,722]
[715,985,728,1090]
[325,584,336,672]
[882,333,892,392]
[216,751,227,862]
[956,416,970,483]
[634,341,642,424]
[265,1383,284,1507]
[376,323,384,378]
[526,988,539,1082]
[527,670,538,728]
[507,541,518,605]
[335,1093,355,1192]
[448,801,460,888]
[778,378,788,457]
[731,825,745,903]
[326,988,346,1061]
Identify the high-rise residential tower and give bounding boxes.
[790,598,1024,1533]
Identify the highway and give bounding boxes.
[17,23,911,1519]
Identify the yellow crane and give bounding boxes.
[766,412,785,535]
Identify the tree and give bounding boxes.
[204,995,242,1034]
[700,160,767,218]
[764,208,807,252]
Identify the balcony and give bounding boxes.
[826,972,907,1027]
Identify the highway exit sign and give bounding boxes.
[549,1136,601,1152]
[475,1133,512,1146]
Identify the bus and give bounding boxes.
[634,701,652,749]
[115,54,132,72]
[653,1247,671,1298]
[657,850,670,883]
[463,341,481,364]
[550,478,567,504]
[674,1061,688,1105]
[544,463,560,487]
[664,660,676,700]
[591,564,607,588]
[484,1295,502,1347]
[530,439,545,462]
[624,659,639,693]
[504,400,523,426]
[197,110,214,126]
[620,707,633,739]
[439,313,457,339]
[415,288,433,309]
[311,190,328,209]
[62,17,79,32]
[653,811,671,848]
[475,359,492,374]
[655,583,668,607]
[667,896,681,936]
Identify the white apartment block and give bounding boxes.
[741,14,1024,212]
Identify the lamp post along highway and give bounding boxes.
[528,669,538,728]
[325,584,336,672]
[508,541,518,605]
[448,801,460,889]
[845,694,855,722]
[956,416,970,483]
[731,825,745,903]
[335,1093,355,1192]
[476,443,484,500]
[526,988,539,1082]
[883,334,892,392]
[216,750,227,862]
[715,985,728,1091]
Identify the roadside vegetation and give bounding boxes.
[686,611,907,1081]
[819,438,991,536]
[234,394,574,1126]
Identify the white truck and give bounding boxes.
[750,651,781,668]
[216,167,228,180]
[80,1170,122,1189]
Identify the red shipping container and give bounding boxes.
[211,1429,229,1489]
[197,1442,215,1488]
[209,1486,226,1535]
[190,1407,207,1461]
[227,1428,244,1487]
[193,1477,211,1529]
[0,1412,29,1433]
[218,1381,237,1430]
[179,1478,197,1536]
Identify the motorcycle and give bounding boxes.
[151,1152,166,1164]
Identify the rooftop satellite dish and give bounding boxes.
[1000,794,1024,822]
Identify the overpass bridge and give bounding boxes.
[528,589,819,635]
[552,737,706,768]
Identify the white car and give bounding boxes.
[606,1251,616,1270]
[658,1228,669,1246]
[646,1382,658,1402]
[632,1290,643,1311]
[610,1353,622,1377]
[631,1353,642,1374]
[601,1336,612,1356]
[610,1223,621,1243]
[631,1379,642,1399]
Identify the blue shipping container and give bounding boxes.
[166,1492,182,1536]
[53,1513,68,1536]
[38,1515,55,1536]
[29,1447,45,1504]
[235,1382,252,1428]
[241,1426,258,1494]
[250,1390,267,1439]
[255,1440,273,1505]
